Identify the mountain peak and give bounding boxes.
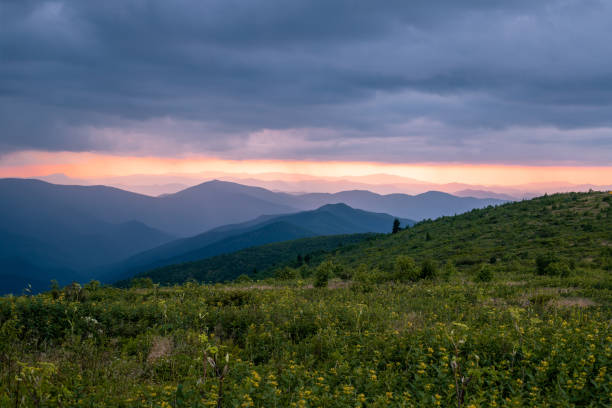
[314,203,357,215]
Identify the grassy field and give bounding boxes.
[1,192,611,407]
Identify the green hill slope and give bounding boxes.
[326,191,612,276]
[125,233,379,285]
[103,203,412,283]
[134,191,612,285]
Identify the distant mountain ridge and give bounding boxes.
[295,190,504,220]
[0,178,505,294]
[101,203,414,282]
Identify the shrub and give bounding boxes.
[536,254,572,276]
[394,255,419,282]
[440,260,457,281]
[314,261,332,288]
[335,264,352,281]
[535,254,556,275]
[130,277,154,289]
[476,264,493,282]
[419,259,437,280]
[275,266,301,280]
[235,274,253,283]
[544,261,572,277]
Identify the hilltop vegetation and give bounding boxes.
[124,233,378,286]
[135,191,612,285]
[1,191,611,407]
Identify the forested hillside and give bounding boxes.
[122,233,378,286]
[135,191,612,285]
[103,204,411,283]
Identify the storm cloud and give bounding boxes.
[1,0,611,163]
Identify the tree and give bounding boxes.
[314,261,333,288]
[392,218,401,234]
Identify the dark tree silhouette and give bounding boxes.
[392,218,401,234]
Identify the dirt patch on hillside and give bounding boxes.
[147,336,173,363]
[549,297,598,308]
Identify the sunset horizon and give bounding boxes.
[2,150,612,193]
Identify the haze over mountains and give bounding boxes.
[0,177,505,294]
[103,203,414,282]
[39,172,612,199]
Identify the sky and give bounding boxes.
[1,0,611,187]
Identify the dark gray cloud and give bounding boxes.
[1,0,611,164]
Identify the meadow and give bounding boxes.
[1,192,611,407]
[1,270,611,407]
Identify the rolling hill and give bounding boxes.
[131,191,612,285]
[103,203,413,282]
[120,233,378,286]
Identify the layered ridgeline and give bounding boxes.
[105,204,413,283]
[0,178,501,293]
[133,191,612,285]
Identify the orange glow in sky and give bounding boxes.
[1,150,611,186]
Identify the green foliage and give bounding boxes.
[300,191,612,281]
[129,233,376,286]
[545,260,573,277]
[234,274,253,283]
[134,192,612,288]
[1,271,610,407]
[314,261,333,288]
[419,259,437,280]
[440,260,457,281]
[536,254,573,276]
[393,255,419,282]
[130,277,155,288]
[475,264,493,282]
[274,266,301,280]
[2,192,610,406]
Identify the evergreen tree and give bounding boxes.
[392,218,401,234]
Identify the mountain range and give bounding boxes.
[0,178,505,294]
[101,203,413,282]
[39,172,612,199]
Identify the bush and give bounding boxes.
[544,261,572,277]
[335,264,352,281]
[476,264,493,282]
[130,277,154,289]
[275,267,301,280]
[419,259,438,280]
[440,260,457,281]
[235,274,253,283]
[536,254,572,276]
[535,254,556,275]
[394,256,419,282]
[314,261,332,288]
